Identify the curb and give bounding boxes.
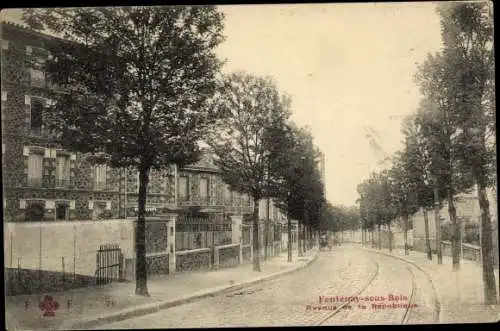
[65,249,319,329]
[357,245,441,323]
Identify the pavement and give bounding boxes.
[6,246,318,330]
[90,247,381,329]
[357,243,500,324]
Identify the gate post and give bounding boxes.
[166,214,177,274]
[230,215,243,263]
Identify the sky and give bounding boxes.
[1,4,444,206]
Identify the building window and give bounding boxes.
[199,177,209,203]
[27,152,43,187]
[55,202,69,221]
[94,165,107,190]
[56,155,70,187]
[92,202,106,220]
[25,200,45,222]
[30,99,44,135]
[1,91,6,131]
[178,176,189,201]
[224,185,232,203]
[30,56,46,87]
[1,39,8,50]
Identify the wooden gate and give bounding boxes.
[95,244,123,285]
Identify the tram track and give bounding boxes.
[315,247,440,325]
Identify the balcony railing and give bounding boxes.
[27,177,43,188]
[93,181,108,191]
[29,127,59,139]
[198,196,211,205]
[55,178,71,188]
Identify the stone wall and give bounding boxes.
[242,246,252,263]
[217,244,240,268]
[146,253,170,275]
[175,248,211,272]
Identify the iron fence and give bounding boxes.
[175,216,232,251]
[95,244,123,285]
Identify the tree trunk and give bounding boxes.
[135,166,150,296]
[388,222,392,252]
[302,220,307,253]
[298,221,303,257]
[476,172,498,305]
[377,224,381,250]
[252,198,261,272]
[447,190,460,271]
[423,208,432,260]
[287,215,292,262]
[403,215,409,255]
[433,187,443,264]
[264,198,270,261]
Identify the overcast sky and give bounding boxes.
[1,4,444,206]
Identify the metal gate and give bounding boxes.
[95,244,123,285]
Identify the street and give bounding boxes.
[99,245,439,328]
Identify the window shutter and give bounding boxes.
[105,165,110,187]
[1,91,7,101]
[105,201,111,210]
[24,96,31,132]
[26,46,32,55]
[89,165,95,184]
[88,200,94,210]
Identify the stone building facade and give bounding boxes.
[1,21,255,225]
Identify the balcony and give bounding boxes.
[93,181,108,191]
[198,196,211,205]
[29,127,59,139]
[26,178,43,188]
[55,178,71,188]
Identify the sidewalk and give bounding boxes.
[359,244,500,324]
[6,247,318,330]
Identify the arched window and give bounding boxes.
[30,99,44,135]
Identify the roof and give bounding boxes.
[1,20,70,45]
[183,149,220,173]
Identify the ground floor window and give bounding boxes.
[25,200,45,222]
[55,202,69,221]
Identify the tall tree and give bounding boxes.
[415,52,470,269]
[437,2,497,304]
[265,122,297,262]
[400,114,437,260]
[23,7,225,296]
[208,72,291,272]
[269,123,324,255]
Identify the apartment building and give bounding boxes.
[1,21,255,225]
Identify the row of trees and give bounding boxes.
[356,2,496,305]
[320,203,361,236]
[207,72,326,269]
[23,7,325,296]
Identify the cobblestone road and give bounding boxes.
[99,246,438,328]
